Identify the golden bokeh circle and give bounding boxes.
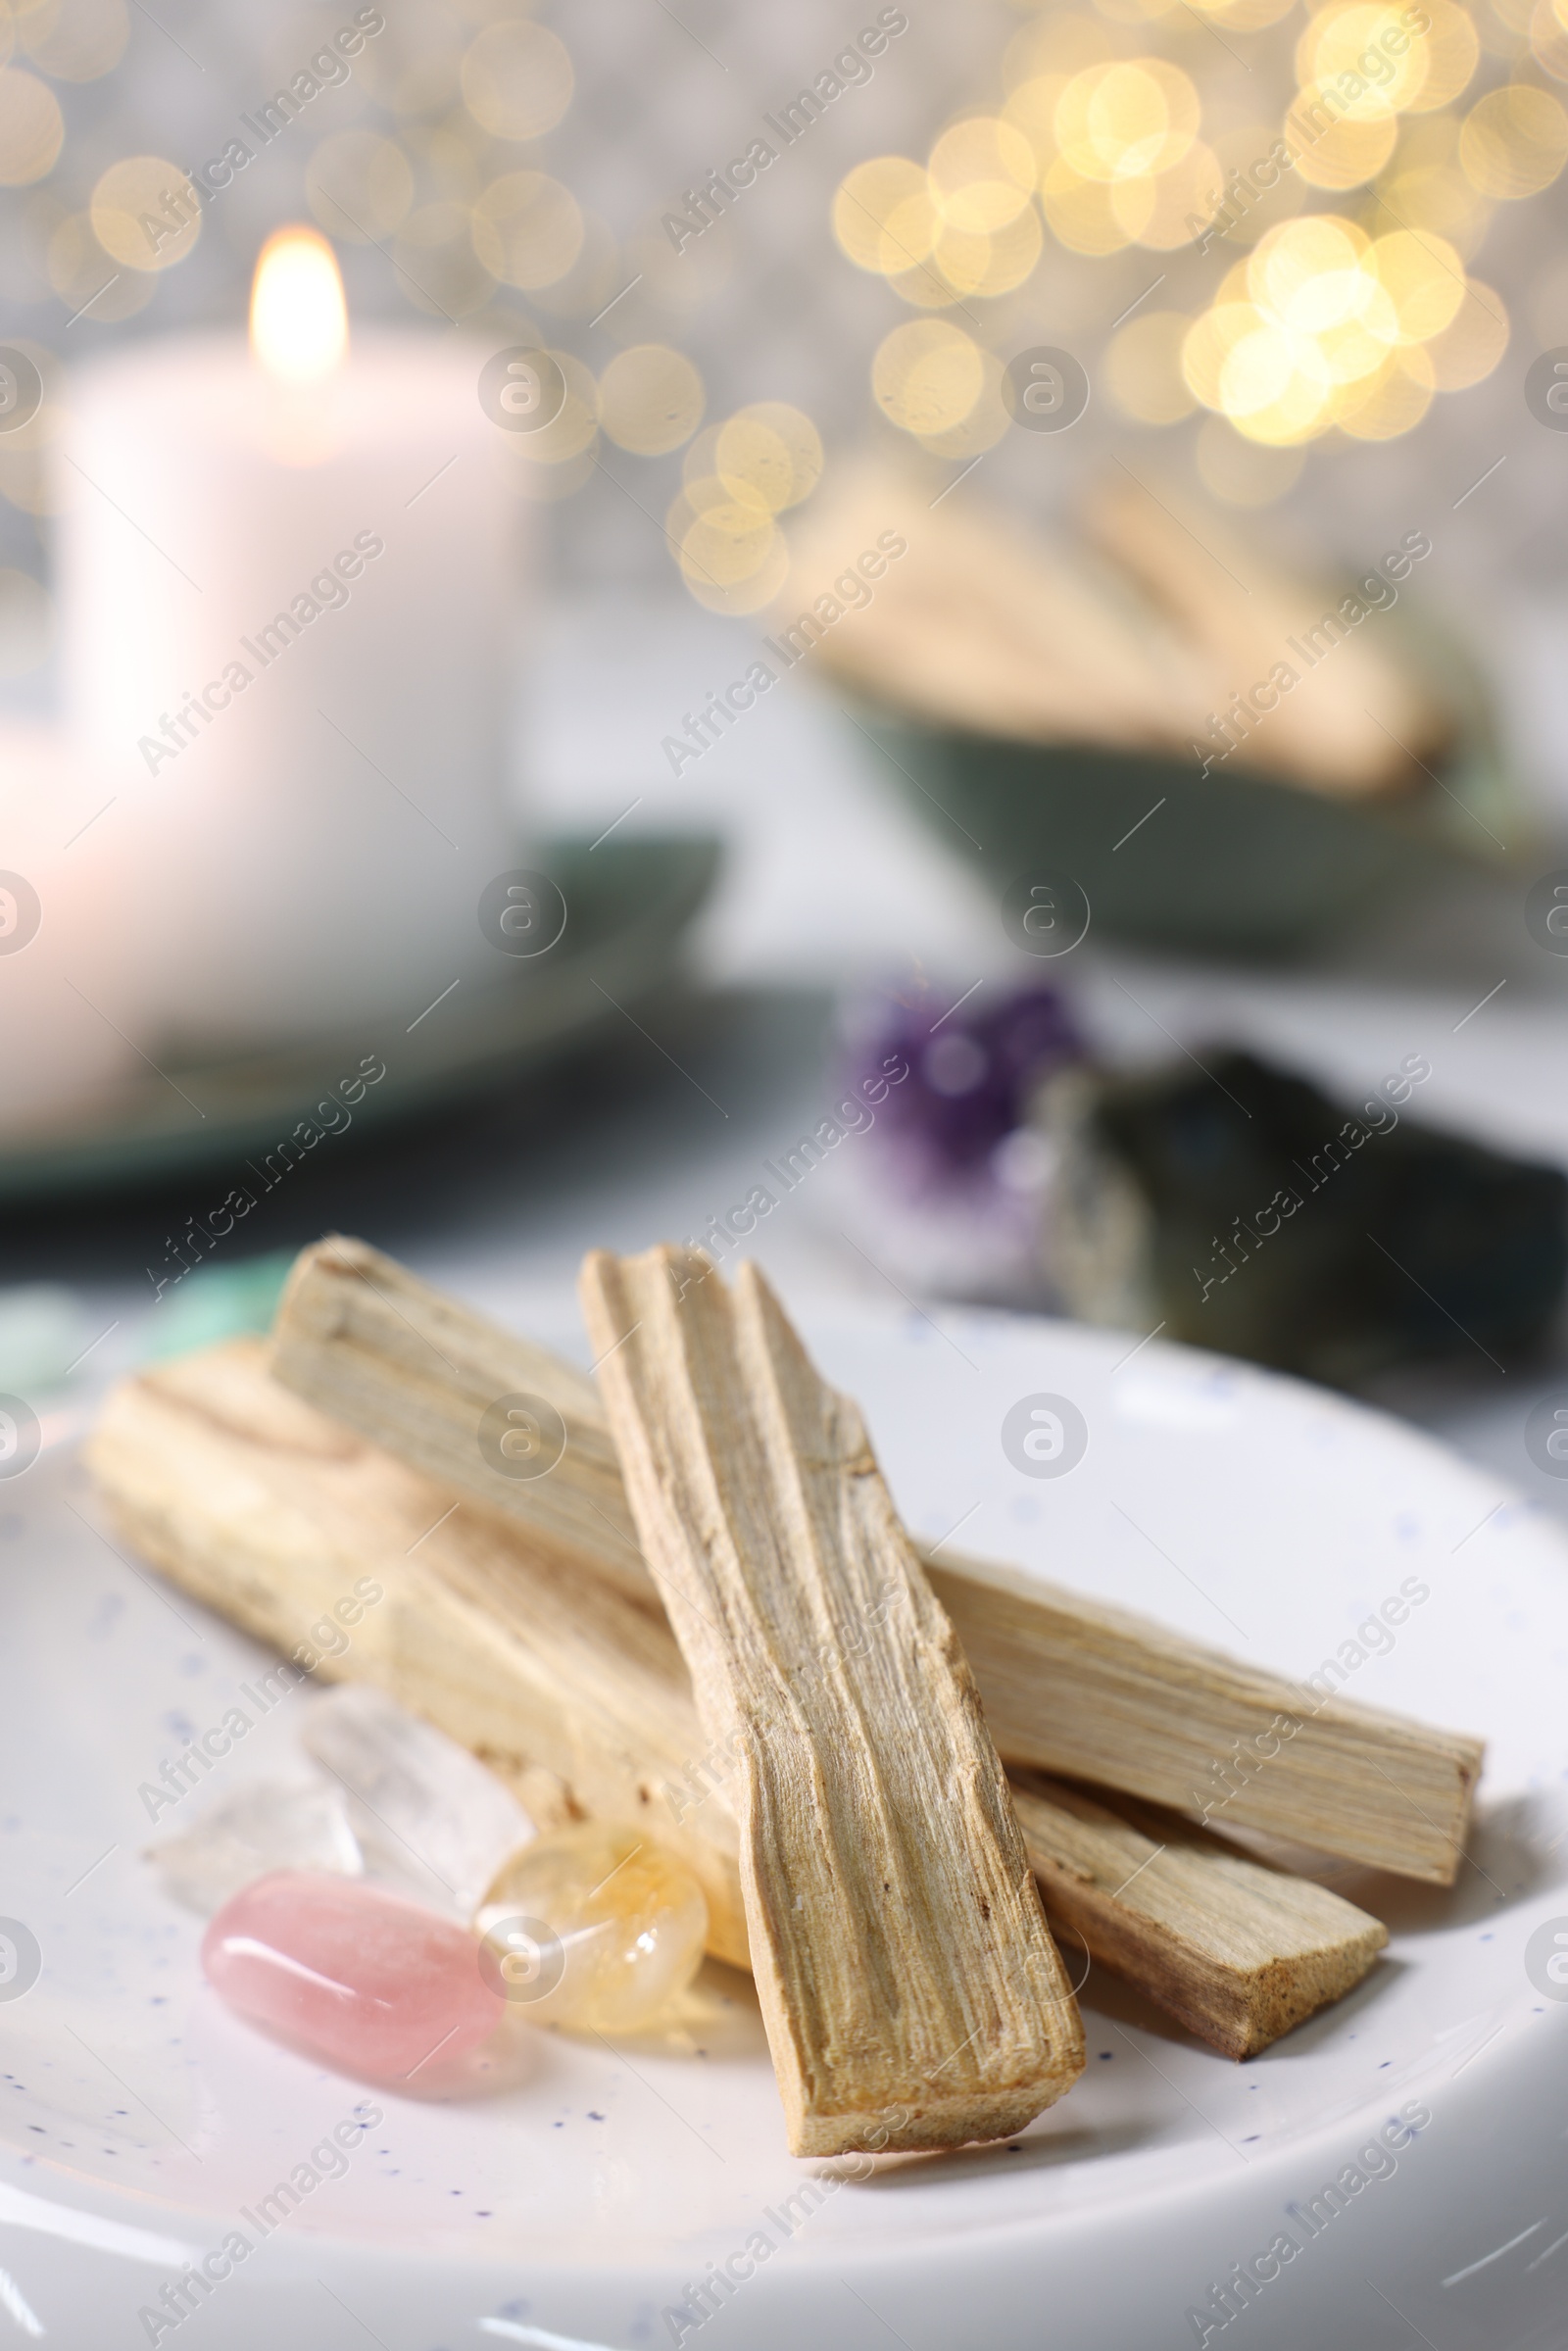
[1459,85,1568,198]
[1054,59,1200,183]
[1002,74,1069,172]
[1296,3,1431,115]
[1423,278,1509,387]
[1040,154,1134,253]
[46,211,152,318]
[679,429,726,493]
[885,250,964,309]
[1183,300,1263,409]
[1534,0,1568,81]
[683,529,791,616]
[914,345,1009,457]
[1219,323,1301,418]
[1402,0,1481,112]
[878,183,944,276]
[679,501,778,590]
[1185,294,1336,442]
[1366,227,1466,341]
[1231,361,1335,444]
[928,115,1039,230]
[915,203,1045,298]
[1377,157,1492,256]
[714,403,822,513]
[20,0,128,82]
[872,318,984,434]
[597,343,705,454]
[1181,0,1295,27]
[90,155,201,269]
[1128,140,1223,249]
[0,67,64,186]
[832,157,929,270]
[1289,84,1399,188]
[1334,343,1435,437]
[1316,297,1401,385]
[1250,215,1369,329]
[461,21,574,141]
[470,171,584,289]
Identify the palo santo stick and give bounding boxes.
[270,1233,646,1597]
[925,1548,1480,1886]
[84,1341,751,1969]
[1081,476,1445,798]
[89,1343,1387,2061]
[579,1245,1085,2157]
[776,462,1213,757]
[1009,1775,1388,2061]
[271,1238,1483,1885]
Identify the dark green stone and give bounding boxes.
[1093,1052,1568,1388]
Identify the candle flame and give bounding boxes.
[250,227,348,386]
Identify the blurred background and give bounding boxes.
[3,0,1568,1521]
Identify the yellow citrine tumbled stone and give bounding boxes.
[474,1821,708,2034]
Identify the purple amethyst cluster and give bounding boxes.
[848,982,1085,1196]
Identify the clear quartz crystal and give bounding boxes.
[302,1684,535,1919]
[474,1822,708,2034]
[147,1779,362,1915]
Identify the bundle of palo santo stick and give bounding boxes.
[85,1237,1484,2156]
[780,465,1451,800]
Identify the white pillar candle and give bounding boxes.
[0,721,141,1137]
[56,229,524,1049]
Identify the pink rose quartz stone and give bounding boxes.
[203,1870,504,2081]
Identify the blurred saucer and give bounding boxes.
[0,832,718,1206]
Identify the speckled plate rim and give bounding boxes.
[1,1303,1565,2350]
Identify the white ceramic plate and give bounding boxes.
[4,1307,1567,2350]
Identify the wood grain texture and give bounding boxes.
[780,465,1444,796]
[929,1547,1481,1886]
[271,1234,648,1601]
[88,1342,1390,2062]
[1080,478,1443,796]
[578,1244,1085,2156]
[270,1237,1483,1885]
[1009,1774,1388,2060]
[83,1341,752,1968]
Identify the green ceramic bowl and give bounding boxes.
[854,611,1524,957]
